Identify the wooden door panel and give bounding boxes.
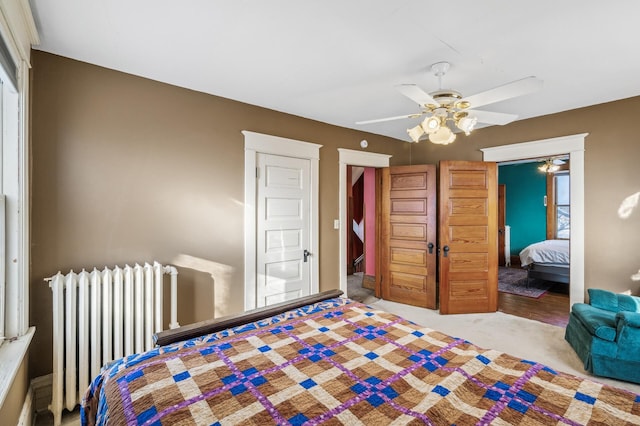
[448,169,488,187]
[390,247,427,266]
[390,223,427,240]
[449,279,489,305]
[439,161,498,314]
[449,226,488,243]
[390,199,428,215]
[390,172,428,190]
[449,198,487,216]
[390,271,426,288]
[380,165,437,309]
[449,253,489,271]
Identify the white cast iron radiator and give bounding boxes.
[45,262,179,426]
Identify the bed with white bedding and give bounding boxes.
[519,239,570,284]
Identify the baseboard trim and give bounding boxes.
[17,385,33,426]
[362,274,376,290]
[31,373,52,414]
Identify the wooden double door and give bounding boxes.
[378,161,498,314]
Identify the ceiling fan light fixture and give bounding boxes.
[428,126,456,145]
[407,124,424,143]
[359,61,542,145]
[421,116,440,134]
[538,158,560,173]
[456,115,478,135]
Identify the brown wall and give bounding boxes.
[30,50,640,381]
[29,51,411,378]
[411,97,640,297]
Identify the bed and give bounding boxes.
[519,239,570,284]
[81,290,640,425]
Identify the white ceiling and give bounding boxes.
[28,0,640,142]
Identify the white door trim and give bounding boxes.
[481,133,587,306]
[243,131,322,311]
[338,149,392,296]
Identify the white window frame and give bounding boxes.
[0,0,39,408]
[1,64,28,342]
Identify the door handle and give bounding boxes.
[428,242,434,254]
[303,249,311,262]
[443,246,449,257]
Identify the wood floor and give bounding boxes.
[498,282,570,327]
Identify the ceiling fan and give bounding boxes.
[356,62,543,144]
[538,157,567,173]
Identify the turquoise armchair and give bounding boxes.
[565,288,640,384]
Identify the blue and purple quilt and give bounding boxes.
[81,298,640,425]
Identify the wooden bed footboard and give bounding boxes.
[154,289,344,346]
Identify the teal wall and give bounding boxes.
[498,162,547,255]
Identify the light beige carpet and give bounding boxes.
[371,299,640,395]
[347,272,379,305]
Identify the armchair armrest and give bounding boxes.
[616,311,640,328]
[615,311,640,360]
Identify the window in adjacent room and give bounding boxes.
[554,172,570,239]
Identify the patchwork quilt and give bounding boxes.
[81,298,640,425]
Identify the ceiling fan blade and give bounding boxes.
[395,84,438,107]
[469,109,518,125]
[356,113,422,125]
[462,77,543,109]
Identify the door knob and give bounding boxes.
[303,249,311,262]
[443,246,450,257]
[428,242,434,254]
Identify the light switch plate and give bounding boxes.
[333,219,340,229]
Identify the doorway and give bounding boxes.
[496,158,570,326]
[345,165,378,304]
[243,131,321,310]
[338,149,391,297]
[482,133,587,307]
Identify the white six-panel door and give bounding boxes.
[256,153,311,306]
[243,131,321,311]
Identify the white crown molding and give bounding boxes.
[0,0,39,66]
[17,0,39,45]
